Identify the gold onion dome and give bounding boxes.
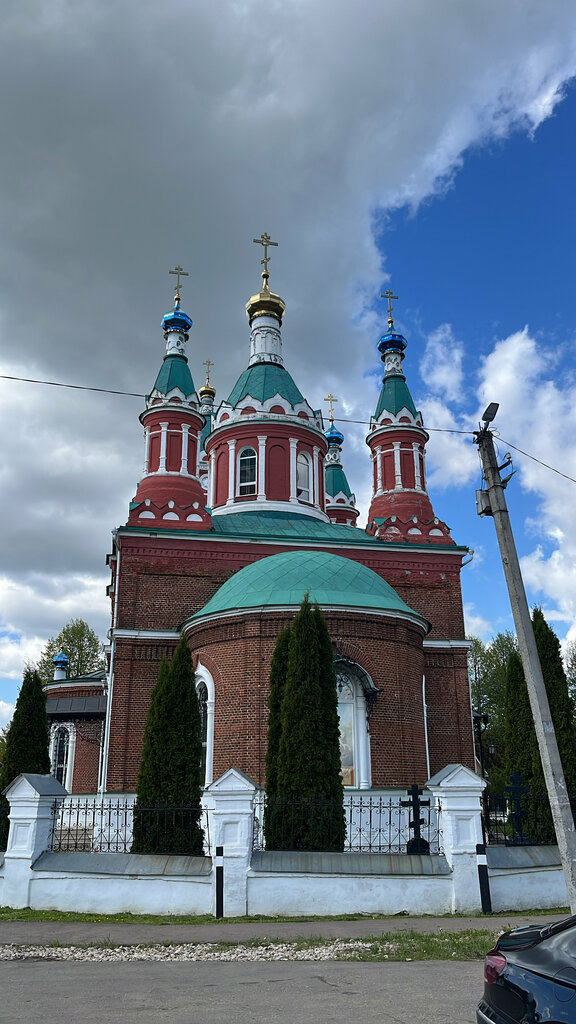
[199,378,216,401]
[246,269,286,325]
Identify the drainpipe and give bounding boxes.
[422,674,431,779]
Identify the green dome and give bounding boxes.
[227,363,304,409]
[187,550,428,630]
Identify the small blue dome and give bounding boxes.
[325,423,344,446]
[378,330,406,357]
[162,301,193,334]
[53,650,69,668]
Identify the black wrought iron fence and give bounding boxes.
[0,800,9,852]
[483,773,572,846]
[253,789,442,855]
[48,798,208,855]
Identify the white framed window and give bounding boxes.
[49,722,76,792]
[237,446,257,496]
[195,663,215,786]
[296,451,311,501]
[335,659,374,789]
[197,680,209,785]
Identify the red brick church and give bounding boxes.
[45,240,474,795]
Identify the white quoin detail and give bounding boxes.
[393,441,402,489]
[413,442,422,491]
[289,438,298,503]
[375,445,383,494]
[248,315,283,366]
[208,451,216,508]
[226,439,236,505]
[158,423,168,472]
[143,426,151,475]
[257,436,266,500]
[180,424,190,474]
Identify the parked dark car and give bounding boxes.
[477,915,576,1023]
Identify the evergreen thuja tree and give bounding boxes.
[268,597,344,852]
[132,637,204,855]
[263,625,291,848]
[0,667,51,850]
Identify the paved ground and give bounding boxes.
[0,911,566,946]
[2,959,483,1024]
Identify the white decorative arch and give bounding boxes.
[49,721,77,792]
[334,658,374,790]
[195,661,215,786]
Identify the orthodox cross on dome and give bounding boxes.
[324,393,338,424]
[203,359,214,384]
[169,264,189,302]
[253,232,278,283]
[381,288,398,330]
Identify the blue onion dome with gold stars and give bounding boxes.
[162,298,193,336]
[325,421,344,447]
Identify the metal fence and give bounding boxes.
[483,774,570,846]
[48,797,209,855]
[253,789,442,855]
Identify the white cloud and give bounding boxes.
[420,324,465,402]
[0,700,15,730]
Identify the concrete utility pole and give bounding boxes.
[475,403,576,914]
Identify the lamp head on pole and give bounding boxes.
[482,402,499,424]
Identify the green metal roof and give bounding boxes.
[151,354,195,399]
[188,549,427,626]
[374,375,418,420]
[212,510,364,542]
[325,463,353,499]
[226,363,305,409]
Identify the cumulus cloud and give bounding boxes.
[0,700,15,730]
[1,0,576,689]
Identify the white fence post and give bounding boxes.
[427,763,486,913]
[203,768,259,917]
[1,773,67,909]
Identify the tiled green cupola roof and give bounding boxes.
[227,363,304,408]
[374,376,418,420]
[188,549,428,630]
[151,354,195,399]
[325,463,353,499]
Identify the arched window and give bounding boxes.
[194,662,215,787]
[238,446,257,496]
[335,660,374,789]
[296,452,311,502]
[197,680,209,786]
[49,722,76,791]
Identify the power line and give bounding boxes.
[2,372,574,485]
[0,372,143,395]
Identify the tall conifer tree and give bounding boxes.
[132,637,204,855]
[0,667,51,849]
[266,597,344,851]
[264,625,291,848]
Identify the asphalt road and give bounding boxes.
[1,960,482,1024]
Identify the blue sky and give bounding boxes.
[1,1,576,728]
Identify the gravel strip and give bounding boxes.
[0,939,379,962]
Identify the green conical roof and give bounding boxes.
[188,550,428,629]
[374,376,418,420]
[151,354,195,399]
[227,363,304,409]
[325,463,353,499]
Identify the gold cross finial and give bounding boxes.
[169,264,189,301]
[203,359,214,384]
[253,232,278,281]
[381,288,398,329]
[324,393,338,424]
